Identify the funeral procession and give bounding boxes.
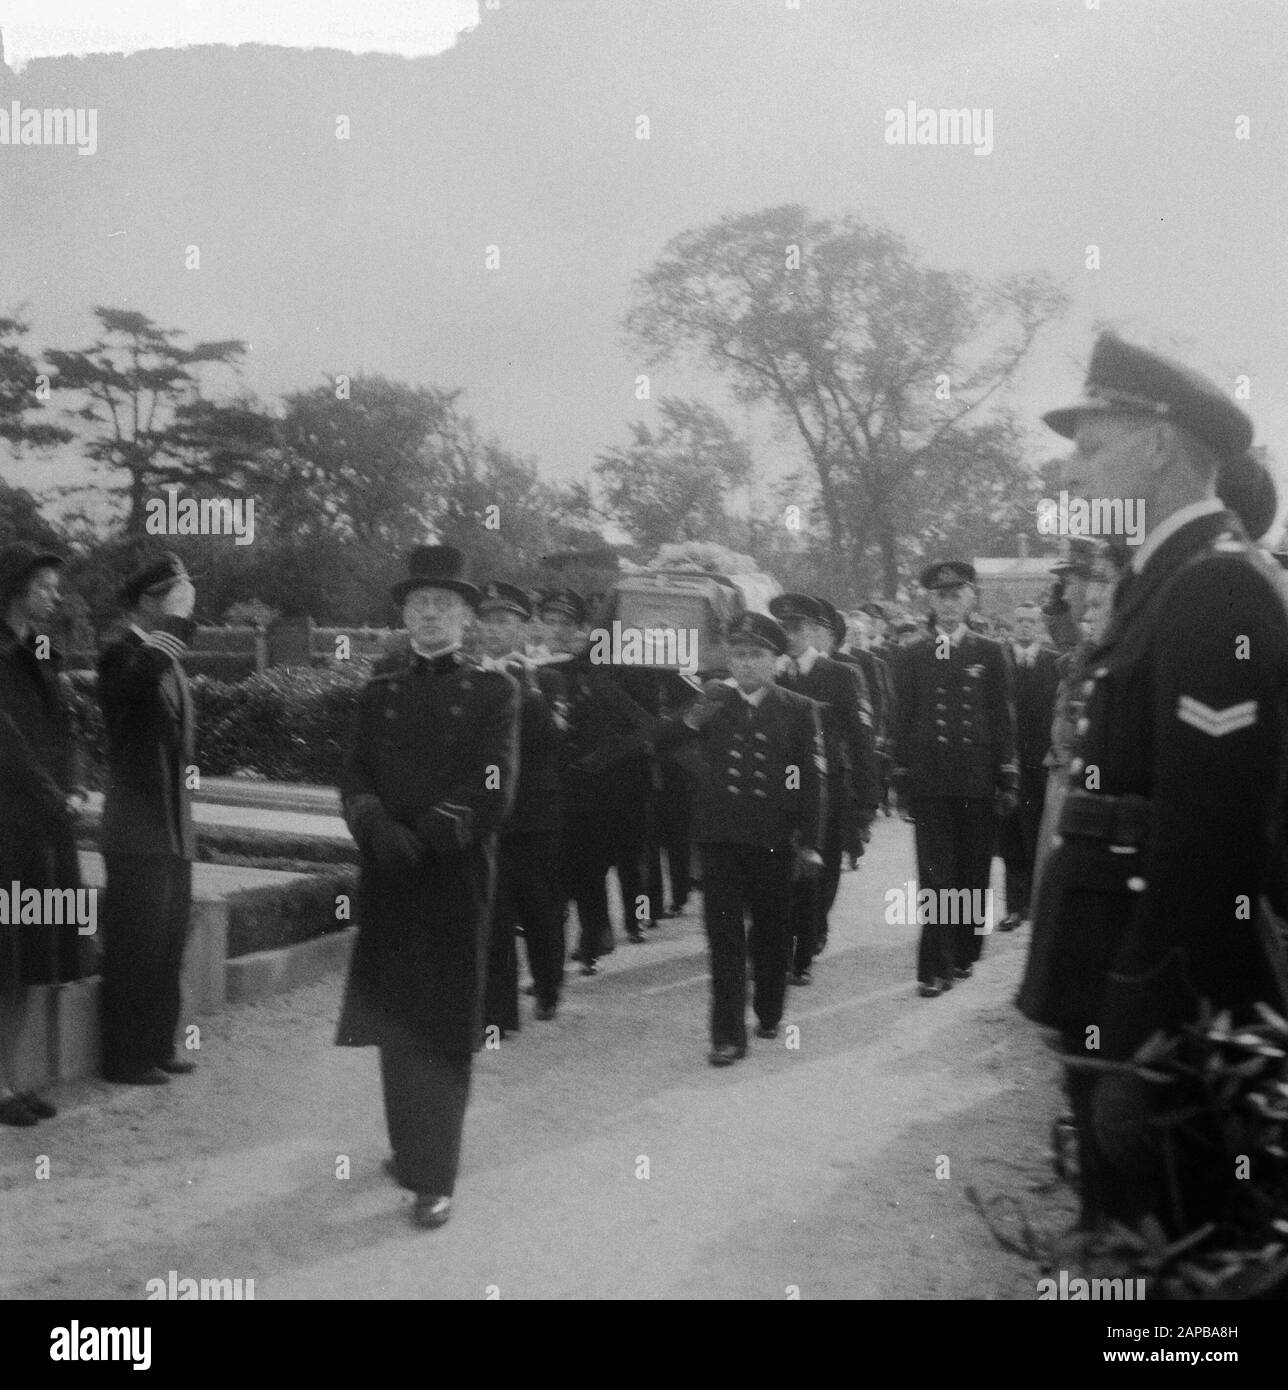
[2,0,1288,1342]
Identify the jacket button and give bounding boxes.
[1094,667,1109,679]
[1075,717,1090,735]
[728,786,740,795]
[1127,876,1147,892]
[1069,758,1084,775]
[450,705,463,716]
[1082,681,1095,696]
[384,708,397,720]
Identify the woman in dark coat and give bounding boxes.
[0,544,83,1126]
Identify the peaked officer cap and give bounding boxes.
[119,550,191,607]
[1043,331,1254,463]
[1216,450,1278,542]
[920,560,976,591]
[727,611,788,655]
[537,587,588,624]
[477,580,532,619]
[768,592,825,624]
[811,596,848,647]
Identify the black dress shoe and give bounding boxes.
[707,1043,745,1067]
[521,982,537,996]
[953,964,973,980]
[158,1058,196,1075]
[579,961,598,977]
[998,913,1021,932]
[754,1024,778,1040]
[626,927,645,943]
[18,1091,57,1119]
[788,969,812,986]
[0,1096,39,1126]
[412,1194,452,1229]
[105,1067,171,1086]
[534,1002,557,1021]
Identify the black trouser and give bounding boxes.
[999,767,1047,919]
[789,806,843,973]
[379,1043,472,1196]
[910,796,996,983]
[563,812,617,961]
[100,853,193,1077]
[651,759,693,909]
[492,831,565,1012]
[615,816,652,933]
[700,842,793,1048]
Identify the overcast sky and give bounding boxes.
[1,0,1284,525]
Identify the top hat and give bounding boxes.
[920,560,976,592]
[391,545,480,608]
[1043,331,1254,463]
[0,542,63,606]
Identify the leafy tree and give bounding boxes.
[593,396,752,552]
[0,314,70,450]
[627,205,1067,595]
[45,307,275,536]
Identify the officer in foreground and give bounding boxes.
[336,545,519,1231]
[1018,332,1288,1233]
[892,563,1018,995]
[668,613,825,1066]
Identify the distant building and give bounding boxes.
[972,554,1063,616]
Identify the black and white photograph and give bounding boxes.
[2,0,1287,1343]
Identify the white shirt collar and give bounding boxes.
[410,641,461,660]
[796,646,821,674]
[723,677,768,706]
[1131,498,1224,574]
[935,623,968,645]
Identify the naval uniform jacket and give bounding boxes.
[670,683,826,853]
[892,629,1019,799]
[1004,643,1061,774]
[778,652,878,814]
[1019,508,1288,1056]
[335,647,519,1056]
[97,617,197,860]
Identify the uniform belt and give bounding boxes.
[1056,790,1152,848]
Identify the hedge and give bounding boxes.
[65,661,371,788]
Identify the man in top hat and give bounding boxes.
[475,581,568,1028]
[996,601,1061,932]
[664,612,825,1065]
[0,543,83,1125]
[892,561,1018,996]
[336,545,519,1230]
[769,592,878,978]
[538,588,662,974]
[97,551,201,1087]
[1018,332,1288,1234]
[815,595,891,855]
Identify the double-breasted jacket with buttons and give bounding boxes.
[778,653,878,814]
[673,683,826,853]
[892,630,1019,799]
[1019,509,1288,1055]
[335,647,519,1056]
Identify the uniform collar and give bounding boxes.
[935,623,968,645]
[410,642,463,674]
[721,677,770,707]
[1130,497,1224,574]
[794,646,821,674]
